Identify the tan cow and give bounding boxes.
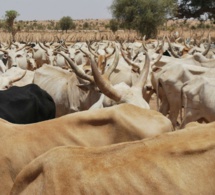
[11,122,215,195]
[0,104,172,195]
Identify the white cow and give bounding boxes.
[181,76,215,128]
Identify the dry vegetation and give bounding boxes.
[0,19,214,42]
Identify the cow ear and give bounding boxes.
[76,83,92,91]
[152,66,162,72]
[75,50,80,55]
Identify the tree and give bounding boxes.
[83,22,90,29]
[176,0,215,20]
[109,0,177,38]
[4,10,20,41]
[58,16,75,32]
[109,19,119,33]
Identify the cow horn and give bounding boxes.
[0,48,8,54]
[38,42,48,52]
[105,45,116,59]
[11,70,27,83]
[132,50,141,61]
[167,36,180,58]
[104,46,120,79]
[79,46,90,56]
[133,52,150,89]
[120,48,140,73]
[155,36,165,53]
[90,55,122,102]
[87,41,99,57]
[57,52,94,83]
[201,34,211,56]
[104,42,110,53]
[184,38,192,49]
[142,35,148,51]
[152,48,163,66]
[153,38,160,51]
[16,44,28,52]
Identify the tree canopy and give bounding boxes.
[109,19,119,33]
[4,10,20,41]
[58,16,76,32]
[109,0,177,38]
[176,0,215,20]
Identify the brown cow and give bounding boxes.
[11,122,215,195]
[0,103,172,195]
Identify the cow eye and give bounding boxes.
[16,54,22,58]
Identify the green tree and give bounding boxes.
[58,16,75,32]
[83,22,90,29]
[4,10,20,41]
[109,0,176,38]
[177,0,215,20]
[109,19,119,33]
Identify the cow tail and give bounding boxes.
[10,158,43,195]
[156,78,161,112]
[180,82,188,126]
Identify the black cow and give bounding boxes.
[0,84,56,124]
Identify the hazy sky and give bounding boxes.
[0,0,113,21]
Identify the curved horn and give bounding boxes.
[105,45,116,58]
[12,42,19,49]
[90,55,122,102]
[142,35,148,51]
[87,42,99,57]
[0,48,8,54]
[155,36,165,53]
[79,45,90,56]
[104,46,120,79]
[38,42,48,52]
[166,36,180,58]
[152,47,163,65]
[201,34,211,56]
[119,40,128,50]
[132,50,141,61]
[53,44,69,53]
[57,52,94,83]
[104,42,110,53]
[184,38,192,49]
[133,52,150,89]
[16,44,28,52]
[11,70,27,83]
[154,38,160,51]
[120,48,140,73]
[151,47,164,70]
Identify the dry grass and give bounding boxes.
[0,19,214,42]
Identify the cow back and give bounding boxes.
[0,84,56,124]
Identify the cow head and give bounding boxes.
[89,48,151,109]
[0,70,26,90]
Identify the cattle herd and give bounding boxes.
[0,29,215,194]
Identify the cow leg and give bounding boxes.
[157,86,169,115]
[166,83,184,128]
[180,108,201,129]
[168,95,181,128]
[159,98,169,116]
